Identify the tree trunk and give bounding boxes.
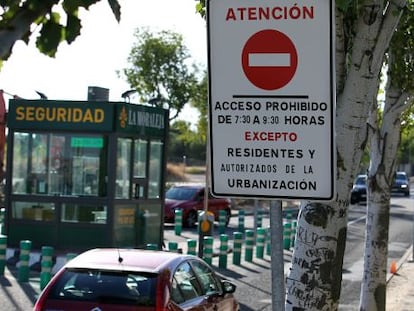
[359,176,390,311]
[286,201,348,310]
[358,83,407,310]
[359,187,390,311]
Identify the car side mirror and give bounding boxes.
[221,280,236,294]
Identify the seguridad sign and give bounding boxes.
[207,0,335,200]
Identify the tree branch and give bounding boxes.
[371,0,407,75]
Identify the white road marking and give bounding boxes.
[348,215,366,226]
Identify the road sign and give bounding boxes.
[242,29,298,90]
[207,0,335,200]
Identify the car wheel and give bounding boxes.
[405,191,410,197]
[184,211,198,228]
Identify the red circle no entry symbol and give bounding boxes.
[242,29,298,90]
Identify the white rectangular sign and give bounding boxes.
[207,0,335,200]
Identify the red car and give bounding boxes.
[164,184,232,228]
[34,248,239,311]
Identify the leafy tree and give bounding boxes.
[189,71,208,145]
[194,1,410,310]
[120,28,199,121]
[0,0,120,64]
[168,120,206,163]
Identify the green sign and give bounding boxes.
[116,103,168,136]
[71,137,104,148]
[8,99,113,131]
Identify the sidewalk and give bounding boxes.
[386,245,414,310]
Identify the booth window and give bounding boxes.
[133,139,147,178]
[116,138,150,199]
[12,201,55,221]
[148,140,163,199]
[61,204,107,224]
[11,132,107,197]
[116,138,132,198]
[132,139,148,199]
[12,133,30,194]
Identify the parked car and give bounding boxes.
[351,172,410,204]
[350,174,367,204]
[164,184,232,228]
[392,171,410,196]
[34,248,239,311]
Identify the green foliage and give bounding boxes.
[386,2,414,166]
[189,71,208,143]
[65,13,82,44]
[121,28,199,121]
[0,0,121,60]
[36,12,64,57]
[195,0,206,18]
[168,120,206,162]
[388,3,414,92]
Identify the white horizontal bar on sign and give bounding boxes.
[248,53,290,67]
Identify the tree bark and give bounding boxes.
[359,186,390,311]
[358,84,408,310]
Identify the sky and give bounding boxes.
[0,0,207,118]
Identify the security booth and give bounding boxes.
[4,99,169,251]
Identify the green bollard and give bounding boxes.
[175,209,182,236]
[203,236,213,265]
[146,243,158,250]
[233,232,242,265]
[219,234,228,269]
[18,240,32,282]
[238,210,245,233]
[283,222,292,250]
[266,227,271,256]
[0,235,6,275]
[168,241,178,253]
[40,246,54,290]
[257,209,263,228]
[219,210,226,235]
[285,210,292,225]
[0,208,4,235]
[187,239,197,256]
[256,228,265,259]
[245,230,254,262]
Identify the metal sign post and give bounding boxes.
[270,200,285,311]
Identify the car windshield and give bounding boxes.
[355,176,366,185]
[395,173,407,181]
[47,269,157,306]
[166,187,198,200]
